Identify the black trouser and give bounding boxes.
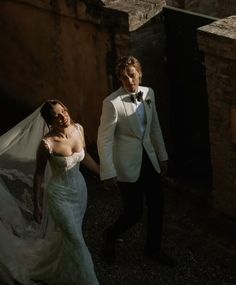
[106,149,164,253]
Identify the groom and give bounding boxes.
[97,55,174,266]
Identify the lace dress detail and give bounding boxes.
[29,148,99,285]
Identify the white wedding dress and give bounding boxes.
[0,108,100,285]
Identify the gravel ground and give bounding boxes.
[83,172,236,285]
[3,170,235,285]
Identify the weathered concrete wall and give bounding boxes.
[197,16,236,217]
[0,0,110,147]
[166,0,236,18]
[103,0,166,32]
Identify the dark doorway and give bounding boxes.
[163,7,217,188]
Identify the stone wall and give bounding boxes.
[197,16,236,217]
[0,0,110,147]
[103,0,166,32]
[166,0,236,18]
[0,0,167,149]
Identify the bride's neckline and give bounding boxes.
[51,148,84,158]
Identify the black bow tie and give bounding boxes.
[130,91,143,103]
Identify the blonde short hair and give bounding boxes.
[115,56,142,81]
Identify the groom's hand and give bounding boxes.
[160,160,168,179]
[102,177,118,191]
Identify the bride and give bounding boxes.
[0,99,100,285]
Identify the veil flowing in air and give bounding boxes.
[0,105,53,283]
[0,105,51,236]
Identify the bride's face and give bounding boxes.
[50,103,71,128]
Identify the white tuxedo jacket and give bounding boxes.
[97,86,168,182]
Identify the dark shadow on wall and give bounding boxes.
[163,7,217,189]
[0,91,32,135]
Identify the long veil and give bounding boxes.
[0,106,53,284]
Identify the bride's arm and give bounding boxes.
[33,140,49,223]
[81,150,100,176]
[77,124,100,176]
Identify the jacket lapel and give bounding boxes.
[143,91,152,136]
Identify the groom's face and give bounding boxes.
[119,65,140,93]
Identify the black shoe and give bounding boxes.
[101,230,116,264]
[146,251,176,267]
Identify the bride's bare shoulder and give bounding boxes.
[74,123,84,135]
[40,133,55,153]
[43,130,58,141]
